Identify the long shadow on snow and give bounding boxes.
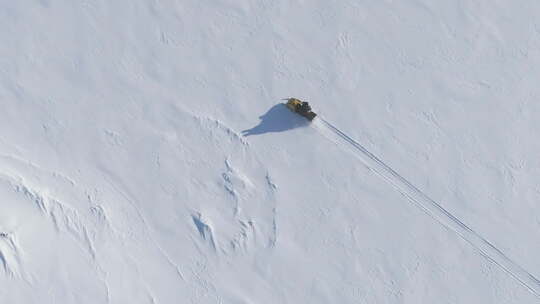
[242,104,309,136]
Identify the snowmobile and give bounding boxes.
[284,98,317,121]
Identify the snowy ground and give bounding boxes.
[2,1,540,303]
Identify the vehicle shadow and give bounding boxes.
[242,104,309,136]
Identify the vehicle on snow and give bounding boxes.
[284,98,317,121]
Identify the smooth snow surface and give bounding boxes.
[2,1,540,303]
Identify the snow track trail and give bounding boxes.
[314,117,540,298]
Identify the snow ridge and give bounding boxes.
[315,117,540,298]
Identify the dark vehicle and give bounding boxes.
[284,98,317,121]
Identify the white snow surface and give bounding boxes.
[2,1,540,303]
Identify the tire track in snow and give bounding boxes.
[315,117,540,298]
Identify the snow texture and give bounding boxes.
[2,1,540,303]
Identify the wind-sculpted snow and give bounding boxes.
[2,0,540,303]
[0,231,21,279]
[0,158,109,302]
